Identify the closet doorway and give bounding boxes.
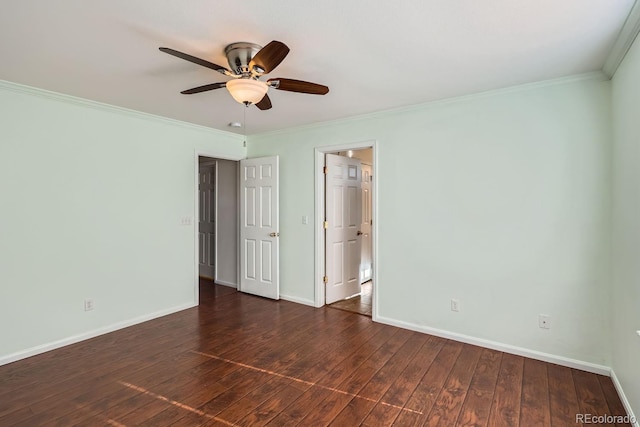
[197,156,239,289]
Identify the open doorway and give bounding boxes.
[326,149,373,316]
[314,141,377,318]
[197,156,239,294]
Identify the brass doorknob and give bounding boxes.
[357,231,363,236]
[269,232,280,237]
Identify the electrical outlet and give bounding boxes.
[539,314,551,329]
[451,299,460,312]
[636,330,640,338]
[84,298,94,312]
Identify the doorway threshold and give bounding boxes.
[327,281,372,317]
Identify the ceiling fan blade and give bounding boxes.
[180,82,227,94]
[255,94,272,110]
[249,41,290,74]
[159,47,231,75]
[269,78,329,95]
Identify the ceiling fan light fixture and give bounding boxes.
[226,79,268,105]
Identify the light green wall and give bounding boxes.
[0,82,244,360]
[611,34,640,414]
[249,76,612,365]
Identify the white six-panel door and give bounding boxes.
[325,154,362,304]
[198,164,215,279]
[239,156,279,299]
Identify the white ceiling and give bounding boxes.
[0,0,635,135]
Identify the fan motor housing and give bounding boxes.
[224,42,262,75]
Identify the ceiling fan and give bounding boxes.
[159,40,329,110]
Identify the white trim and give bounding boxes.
[314,151,326,308]
[0,303,196,367]
[194,150,245,306]
[375,315,611,376]
[611,369,640,427]
[214,280,238,288]
[371,144,379,322]
[0,79,243,139]
[214,160,220,283]
[314,141,378,316]
[255,72,607,139]
[280,294,316,307]
[604,1,640,77]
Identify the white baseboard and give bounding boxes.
[0,302,196,367]
[375,315,610,376]
[280,294,316,307]
[611,369,639,427]
[214,280,237,288]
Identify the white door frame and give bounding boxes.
[193,149,244,306]
[314,140,378,319]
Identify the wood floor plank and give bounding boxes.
[339,328,413,396]
[423,344,483,427]
[280,316,379,384]
[548,363,582,427]
[358,332,428,401]
[486,353,524,427]
[213,377,293,426]
[329,396,377,426]
[0,350,210,425]
[297,328,412,426]
[236,380,307,426]
[316,325,400,389]
[265,386,333,425]
[456,348,502,427]
[598,376,632,427]
[519,358,551,426]
[0,282,629,427]
[326,330,426,427]
[363,336,446,426]
[393,340,465,426]
[573,368,613,427]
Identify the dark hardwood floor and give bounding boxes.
[0,280,630,426]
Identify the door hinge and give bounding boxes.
[323,220,329,229]
[323,166,328,174]
[323,276,328,284]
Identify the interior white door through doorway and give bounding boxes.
[325,153,362,304]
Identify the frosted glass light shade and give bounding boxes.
[226,79,268,105]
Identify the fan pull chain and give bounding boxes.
[243,104,247,147]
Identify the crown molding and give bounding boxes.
[0,79,243,140]
[252,71,608,140]
[604,0,640,77]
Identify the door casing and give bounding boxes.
[314,141,378,319]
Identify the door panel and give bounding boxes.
[198,165,215,279]
[240,156,279,300]
[325,153,362,304]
